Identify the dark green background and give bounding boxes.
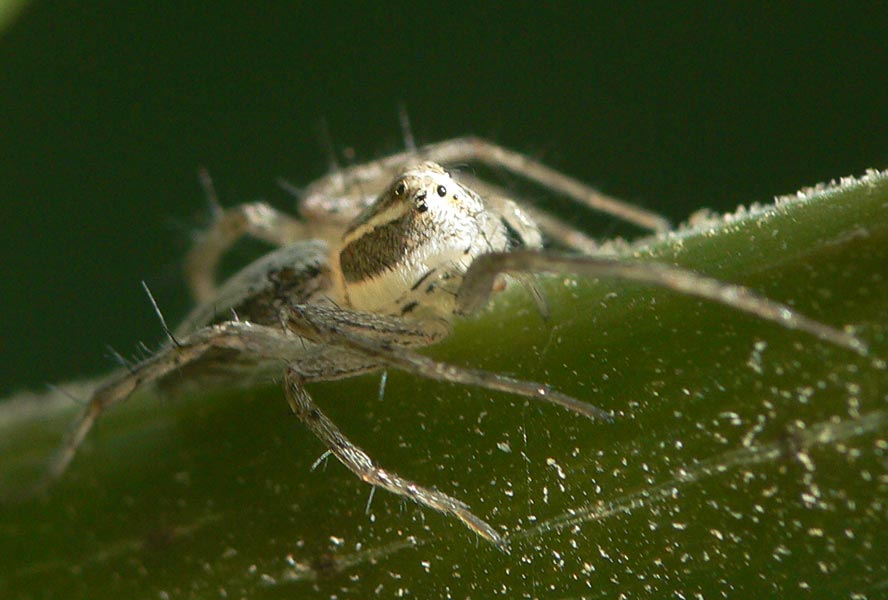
[1,5,887,599]
[1,3,886,395]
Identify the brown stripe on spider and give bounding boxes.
[339,212,434,283]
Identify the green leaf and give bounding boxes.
[2,171,886,598]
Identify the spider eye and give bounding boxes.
[436,185,447,197]
[394,181,407,196]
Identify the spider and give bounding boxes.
[39,137,866,549]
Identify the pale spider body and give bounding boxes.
[172,161,535,391]
[34,138,866,549]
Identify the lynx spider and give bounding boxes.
[40,136,866,549]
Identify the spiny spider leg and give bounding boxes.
[457,250,869,356]
[280,304,613,421]
[284,370,507,549]
[298,138,668,244]
[38,322,299,491]
[35,301,606,547]
[404,137,671,233]
[458,173,601,254]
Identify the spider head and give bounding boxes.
[336,162,512,316]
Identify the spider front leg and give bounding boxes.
[456,250,868,355]
[284,370,507,549]
[281,304,613,421]
[278,303,611,546]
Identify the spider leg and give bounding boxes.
[36,322,299,493]
[460,172,602,255]
[518,207,602,255]
[280,304,613,421]
[185,200,306,302]
[413,137,672,233]
[298,137,670,237]
[284,369,507,549]
[456,250,869,355]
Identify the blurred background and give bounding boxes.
[1,2,886,395]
